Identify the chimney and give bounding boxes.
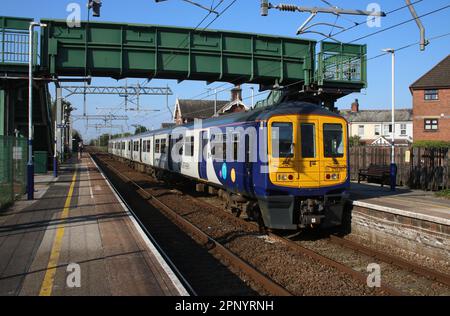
[230,85,242,102]
[351,99,359,113]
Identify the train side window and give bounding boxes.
[184,136,194,157]
[211,134,223,160]
[301,124,316,158]
[323,124,344,158]
[155,139,160,153]
[271,122,294,158]
[147,140,151,153]
[222,134,227,160]
[233,133,239,161]
[161,139,167,154]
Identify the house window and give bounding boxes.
[383,124,392,136]
[375,125,381,136]
[358,125,365,137]
[424,119,439,131]
[400,124,407,136]
[424,89,439,101]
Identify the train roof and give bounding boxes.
[110,102,341,142]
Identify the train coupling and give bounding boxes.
[298,199,325,228]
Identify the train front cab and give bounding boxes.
[259,113,349,230]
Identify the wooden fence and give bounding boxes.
[349,146,449,191]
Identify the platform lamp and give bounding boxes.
[27,22,47,200]
[382,48,397,192]
[88,0,102,17]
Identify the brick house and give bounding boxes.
[410,55,450,142]
[174,86,248,125]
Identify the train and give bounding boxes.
[108,101,349,231]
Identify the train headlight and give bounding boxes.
[326,173,340,181]
[277,174,294,181]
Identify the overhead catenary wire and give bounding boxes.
[188,0,427,101]
[190,1,448,102]
[237,31,450,106]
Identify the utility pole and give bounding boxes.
[383,48,397,192]
[214,88,218,117]
[27,21,47,200]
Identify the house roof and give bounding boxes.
[341,109,412,122]
[366,136,412,147]
[410,55,450,89]
[177,99,230,120]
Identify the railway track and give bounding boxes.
[93,151,450,296]
[191,195,450,295]
[94,152,402,296]
[328,235,450,287]
[92,152,291,296]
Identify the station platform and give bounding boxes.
[0,155,188,296]
[349,182,449,261]
[350,182,450,226]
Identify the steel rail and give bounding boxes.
[186,196,404,296]
[95,153,293,296]
[89,153,196,296]
[329,235,450,287]
[97,152,405,296]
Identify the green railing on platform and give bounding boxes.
[0,16,37,67]
[0,136,28,209]
[316,42,367,88]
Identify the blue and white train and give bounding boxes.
[108,101,349,230]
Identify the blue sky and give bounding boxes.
[2,0,450,141]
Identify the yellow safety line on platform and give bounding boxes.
[39,168,77,296]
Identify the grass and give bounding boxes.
[435,189,450,199]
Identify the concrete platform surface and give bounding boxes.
[0,156,187,296]
[350,182,450,225]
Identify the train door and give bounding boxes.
[297,118,321,187]
[169,134,182,173]
[319,119,347,185]
[268,116,299,187]
[199,130,208,180]
[243,134,253,195]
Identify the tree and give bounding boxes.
[134,125,148,135]
[349,135,363,147]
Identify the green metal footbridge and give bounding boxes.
[1,16,367,105]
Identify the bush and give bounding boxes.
[412,141,450,149]
[435,189,450,199]
[349,135,363,147]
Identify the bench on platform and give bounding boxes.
[358,164,391,187]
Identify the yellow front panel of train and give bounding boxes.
[268,114,347,189]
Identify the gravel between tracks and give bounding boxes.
[100,155,384,296]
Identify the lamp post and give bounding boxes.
[27,22,47,200]
[383,48,397,191]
